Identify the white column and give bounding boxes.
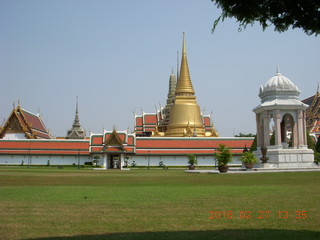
[297,110,304,147]
[273,110,282,147]
[103,154,108,169]
[303,111,308,146]
[293,119,298,148]
[256,113,262,148]
[263,111,270,146]
[120,153,124,170]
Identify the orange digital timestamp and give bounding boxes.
[208,210,308,220]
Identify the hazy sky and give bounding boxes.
[1,0,319,137]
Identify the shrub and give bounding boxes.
[187,154,197,165]
[214,144,232,166]
[240,151,258,164]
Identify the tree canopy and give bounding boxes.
[212,0,320,36]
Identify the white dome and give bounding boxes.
[265,72,298,91]
[259,70,300,98]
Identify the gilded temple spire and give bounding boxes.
[165,33,206,137]
[175,32,195,96]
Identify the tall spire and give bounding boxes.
[72,96,81,128]
[66,96,86,139]
[175,32,195,96]
[158,70,177,132]
[165,33,205,137]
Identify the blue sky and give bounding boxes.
[1,0,319,137]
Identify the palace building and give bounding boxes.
[302,90,320,138]
[0,33,282,169]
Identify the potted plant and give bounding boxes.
[240,151,258,169]
[214,144,232,173]
[187,154,197,170]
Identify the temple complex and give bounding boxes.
[2,33,316,169]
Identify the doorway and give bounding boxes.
[109,155,120,169]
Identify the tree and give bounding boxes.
[211,0,320,36]
[315,136,320,153]
[234,132,255,137]
[250,135,257,152]
[306,132,315,151]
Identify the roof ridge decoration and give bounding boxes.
[103,129,125,151]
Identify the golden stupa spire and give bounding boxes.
[175,32,195,96]
[165,33,206,137]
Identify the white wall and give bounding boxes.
[0,154,242,167]
[3,133,26,140]
[0,154,91,166]
[128,155,242,167]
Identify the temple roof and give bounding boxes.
[302,91,320,133]
[0,105,52,139]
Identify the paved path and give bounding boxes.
[185,167,320,174]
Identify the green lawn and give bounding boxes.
[0,167,319,240]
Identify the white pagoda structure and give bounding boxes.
[253,68,315,168]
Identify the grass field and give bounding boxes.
[0,167,319,240]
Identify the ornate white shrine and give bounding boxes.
[253,68,315,168]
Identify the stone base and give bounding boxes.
[254,147,316,169]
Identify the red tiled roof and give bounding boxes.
[135,117,143,126]
[0,140,90,155]
[91,135,103,145]
[136,138,252,149]
[144,114,157,124]
[203,116,211,126]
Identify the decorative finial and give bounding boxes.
[76,96,79,114]
[182,32,186,54]
[276,66,280,74]
[18,99,20,107]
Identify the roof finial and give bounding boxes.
[276,65,280,74]
[317,82,319,95]
[76,96,79,114]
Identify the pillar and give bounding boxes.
[263,111,270,146]
[297,110,304,147]
[256,113,262,148]
[273,110,282,146]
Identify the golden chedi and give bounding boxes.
[165,33,206,137]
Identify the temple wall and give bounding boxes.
[2,133,26,140]
[128,155,242,167]
[0,154,242,167]
[0,154,91,166]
